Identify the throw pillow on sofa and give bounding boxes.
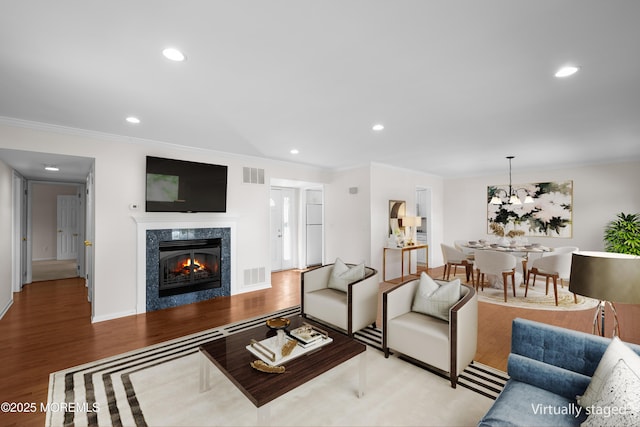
[411,272,461,321]
[581,358,640,427]
[578,336,640,408]
[327,258,365,293]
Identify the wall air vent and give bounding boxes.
[242,167,265,184]
[244,267,266,286]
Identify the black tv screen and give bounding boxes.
[145,156,228,213]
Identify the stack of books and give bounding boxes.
[289,324,327,347]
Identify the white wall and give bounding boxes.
[0,159,13,318]
[0,122,329,321]
[443,160,640,256]
[324,166,372,265]
[369,163,444,276]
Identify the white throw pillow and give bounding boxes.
[327,258,365,293]
[578,337,640,408]
[411,272,461,321]
[581,359,640,427]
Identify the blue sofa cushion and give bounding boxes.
[511,318,610,377]
[508,354,591,400]
[478,380,588,427]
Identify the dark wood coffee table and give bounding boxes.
[199,315,367,425]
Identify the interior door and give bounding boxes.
[12,173,27,291]
[270,188,296,272]
[270,189,284,271]
[57,195,80,260]
[85,166,95,307]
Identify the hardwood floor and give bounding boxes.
[1,268,639,427]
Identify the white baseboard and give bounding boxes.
[0,298,14,320]
[91,309,137,323]
[234,282,271,294]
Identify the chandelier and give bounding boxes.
[489,156,534,205]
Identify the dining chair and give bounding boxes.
[525,250,578,306]
[454,240,476,260]
[473,250,518,302]
[528,246,578,288]
[441,243,472,282]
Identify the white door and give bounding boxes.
[12,173,27,291]
[57,195,80,260]
[270,188,296,271]
[85,167,95,307]
[270,189,284,271]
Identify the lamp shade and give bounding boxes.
[401,216,421,227]
[569,251,640,304]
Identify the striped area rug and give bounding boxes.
[355,324,507,400]
[47,306,504,426]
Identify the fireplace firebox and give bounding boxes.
[158,238,221,297]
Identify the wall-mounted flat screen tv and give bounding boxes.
[146,156,228,213]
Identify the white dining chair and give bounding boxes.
[525,251,578,306]
[473,250,518,302]
[441,244,472,282]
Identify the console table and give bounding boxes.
[383,244,429,282]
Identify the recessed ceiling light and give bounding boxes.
[555,65,579,78]
[162,47,186,62]
[45,165,59,172]
[290,149,299,155]
[126,116,140,124]
[372,124,384,131]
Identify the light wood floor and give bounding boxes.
[1,268,639,427]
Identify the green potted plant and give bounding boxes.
[603,212,640,255]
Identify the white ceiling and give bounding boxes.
[2,1,640,180]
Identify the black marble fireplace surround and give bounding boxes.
[146,227,231,311]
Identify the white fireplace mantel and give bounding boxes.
[133,213,237,314]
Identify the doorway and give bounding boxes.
[29,182,84,282]
[270,181,324,272]
[2,148,95,319]
[416,186,431,267]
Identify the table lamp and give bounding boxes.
[569,251,640,337]
[400,216,421,246]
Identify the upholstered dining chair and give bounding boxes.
[454,240,476,260]
[441,244,472,282]
[473,250,518,302]
[525,250,578,306]
[301,259,379,337]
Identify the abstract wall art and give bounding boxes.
[487,180,573,238]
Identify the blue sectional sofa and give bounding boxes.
[479,318,640,426]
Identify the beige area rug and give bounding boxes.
[473,275,600,311]
[32,259,78,281]
[46,307,496,427]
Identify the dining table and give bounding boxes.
[462,242,551,282]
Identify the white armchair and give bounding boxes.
[301,261,379,337]
[382,275,478,388]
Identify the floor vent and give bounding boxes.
[242,167,265,184]
[244,267,266,285]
